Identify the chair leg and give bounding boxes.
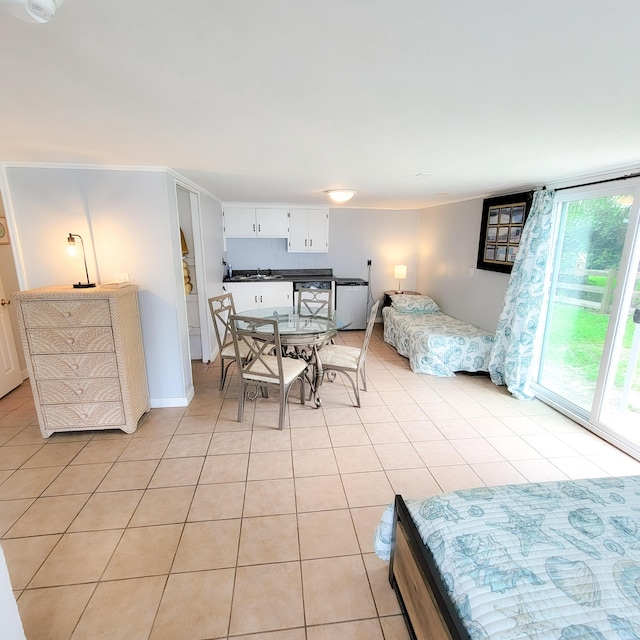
[220,359,233,391]
[279,385,286,430]
[299,376,305,406]
[353,371,361,408]
[219,359,226,391]
[237,379,246,423]
[361,362,367,392]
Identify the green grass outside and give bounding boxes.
[545,304,638,390]
[587,275,640,290]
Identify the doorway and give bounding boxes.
[176,184,213,364]
[534,183,640,457]
[0,192,25,397]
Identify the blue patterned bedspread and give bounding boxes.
[375,476,640,640]
[382,306,494,376]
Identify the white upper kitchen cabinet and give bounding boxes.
[288,208,329,252]
[223,281,293,312]
[224,207,289,238]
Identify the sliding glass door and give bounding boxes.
[534,181,640,457]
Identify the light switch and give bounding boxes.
[468,268,475,278]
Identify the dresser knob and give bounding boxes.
[67,338,74,345]
[75,388,83,395]
[64,312,71,318]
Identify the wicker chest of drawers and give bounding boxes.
[13,285,150,438]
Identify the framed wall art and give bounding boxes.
[0,218,9,245]
[476,191,533,273]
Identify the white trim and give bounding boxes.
[223,201,330,211]
[1,161,169,173]
[149,387,195,408]
[169,170,221,203]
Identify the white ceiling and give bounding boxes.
[2,0,640,209]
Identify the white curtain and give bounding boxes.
[489,188,556,399]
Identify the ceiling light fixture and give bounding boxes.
[324,189,357,203]
[1,0,63,23]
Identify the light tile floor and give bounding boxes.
[2,325,640,639]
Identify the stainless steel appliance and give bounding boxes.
[335,279,369,330]
[292,279,334,310]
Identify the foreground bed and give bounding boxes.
[375,476,640,640]
[382,295,494,376]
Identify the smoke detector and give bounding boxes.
[1,0,63,23]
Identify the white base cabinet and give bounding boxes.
[223,281,293,312]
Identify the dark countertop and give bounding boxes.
[223,269,366,284]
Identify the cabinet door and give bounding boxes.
[308,209,329,252]
[224,284,259,313]
[258,282,293,308]
[288,209,309,252]
[224,208,256,238]
[256,208,289,238]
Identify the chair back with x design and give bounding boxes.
[297,287,333,318]
[230,315,308,429]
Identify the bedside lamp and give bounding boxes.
[393,265,407,293]
[67,233,96,288]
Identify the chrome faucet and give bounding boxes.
[256,267,261,275]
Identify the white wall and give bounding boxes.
[417,198,508,332]
[2,166,194,407]
[225,207,422,307]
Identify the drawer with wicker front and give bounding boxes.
[37,378,122,404]
[42,402,126,428]
[32,353,119,379]
[26,327,115,354]
[20,300,112,327]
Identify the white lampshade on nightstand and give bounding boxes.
[393,265,407,293]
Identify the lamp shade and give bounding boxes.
[393,265,407,280]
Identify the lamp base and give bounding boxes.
[73,282,96,288]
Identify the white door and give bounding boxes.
[224,284,259,313]
[223,208,256,237]
[534,183,640,458]
[308,209,329,252]
[259,282,293,308]
[0,273,22,398]
[288,209,309,251]
[256,209,289,237]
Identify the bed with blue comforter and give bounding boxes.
[375,476,640,640]
[382,295,494,377]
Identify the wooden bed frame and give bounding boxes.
[388,495,471,640]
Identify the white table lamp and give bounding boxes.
[393,265,407,293]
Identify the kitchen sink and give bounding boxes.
[230,274,284,281]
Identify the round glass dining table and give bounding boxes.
[233,306,353,406]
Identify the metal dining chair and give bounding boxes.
[297,287,333,318]
[208,292,250,390]
[316,300,380,407]
[229,314,309,430]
